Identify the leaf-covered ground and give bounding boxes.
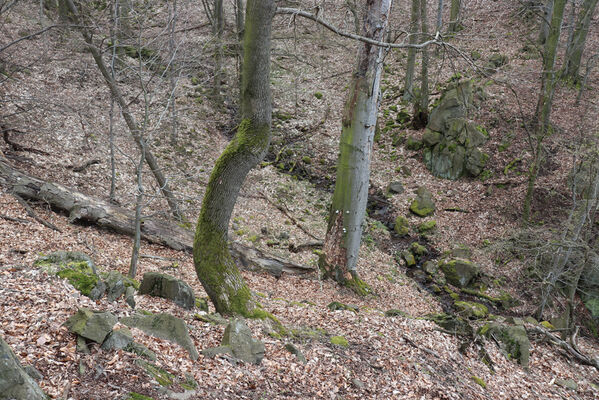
[1,1,599,399]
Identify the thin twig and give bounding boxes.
[258,191,321,241]
[11,193,61,232]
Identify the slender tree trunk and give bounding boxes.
[235,0,245,100]
[561,0,599,82]
[413,0,429,128]
[168,0,178,146]
[213,0,223,99]
[436,0,443,33]
[193,0,275,316]
[65,0,182,220]
[523,0,567,221]
[448,0,461,32]
[403,0,419,101]
[129,140,145,279]
[539,0,555,44]
[320,0,392,295]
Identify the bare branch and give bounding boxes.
[275,7,442,49]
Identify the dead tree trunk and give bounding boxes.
[0,158,313,277]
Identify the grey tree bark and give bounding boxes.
[448,0,461,32]
[413,0,429,128]
[193,0,276,316]
[320,0,393,295]
[523,0,567,221]
[403,0,420,101]
[561,0,599,82]
[213,0,224,99]
[539,0,555,44]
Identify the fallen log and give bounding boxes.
[0,158,315,277]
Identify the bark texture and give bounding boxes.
[320,0,392,294]
[561,0,598,82]
[523,0,567,221]
[403,0,420,101]
[193,0,275,316]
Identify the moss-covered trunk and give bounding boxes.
[561,0,598,82]
[523,0,566,221]
[193,0,274,316]
[320,0,392,295]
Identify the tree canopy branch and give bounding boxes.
[275,7,442,49]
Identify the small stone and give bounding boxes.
[439,258,479,287]
[409,187,435,217]
[387,181,405,194]
[101,328,133,351]
[555,378,577,391]
[410,242,428,257]
[195,298,209,312]
[222,319,265,365]
[352,378,365,389]
[139,272,195,310]
[125,286,136,309]
[394,216,410,236]
[76,336,90,354]
[401,251,416,267]
[65,308,117,344]
[284,343,306,363]
[422,261,438,275]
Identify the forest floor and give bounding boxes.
[1,0,599,399]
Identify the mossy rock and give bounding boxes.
[410,242,428,257]
[36,251,98,297]
[394,216,410,236]
[405,136,423,151]
[426,313,473,336]
[439,258,479,287]
[422,260,438,275]
[330,335,349,347]
[409,187,435,217]
[135,360,174,387]
[385,309,409,318]
[422,129,442,147]
[126,393,154,400]
[481,323,530,367]
[327,302,359,313]
[417,220,436,233]
[401,251,416,267]
[454,301,488,319]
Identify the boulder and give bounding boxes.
[439,258,479,287]
[427,80,473,132]
[454,301,489,319]
[422,81,488,180]
[481,323,530,368]
[0,336,46,400]
[409,187,435,217]
[121,312,199,360]
[104,270,127,302]
[125,286,136,309]
[101,327,133,351]
[202,319,265,365]
[36,252,99,297]
[64,308,117,343]
[387,181,405,194]
[139,272,195,310]
[394,216,410,236]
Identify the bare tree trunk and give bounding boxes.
[320,0,392,295]
[413,0,429,128]
[168,0,178,146]
[403,0,419,101]
[436,0,443,33]
[523,0,567,221]
[448,0,461,32]
[193,0,275,316]
[213,0,223,99]
[539,0,555,44]
[65,0,182,220]
[129,140,145,279]
[235,0,245,99]
[561,0,599,82]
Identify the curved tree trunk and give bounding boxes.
[561,0,599,82]
[320,0,392,295]
[193,0,275,316]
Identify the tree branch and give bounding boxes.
[275,7,442,49]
